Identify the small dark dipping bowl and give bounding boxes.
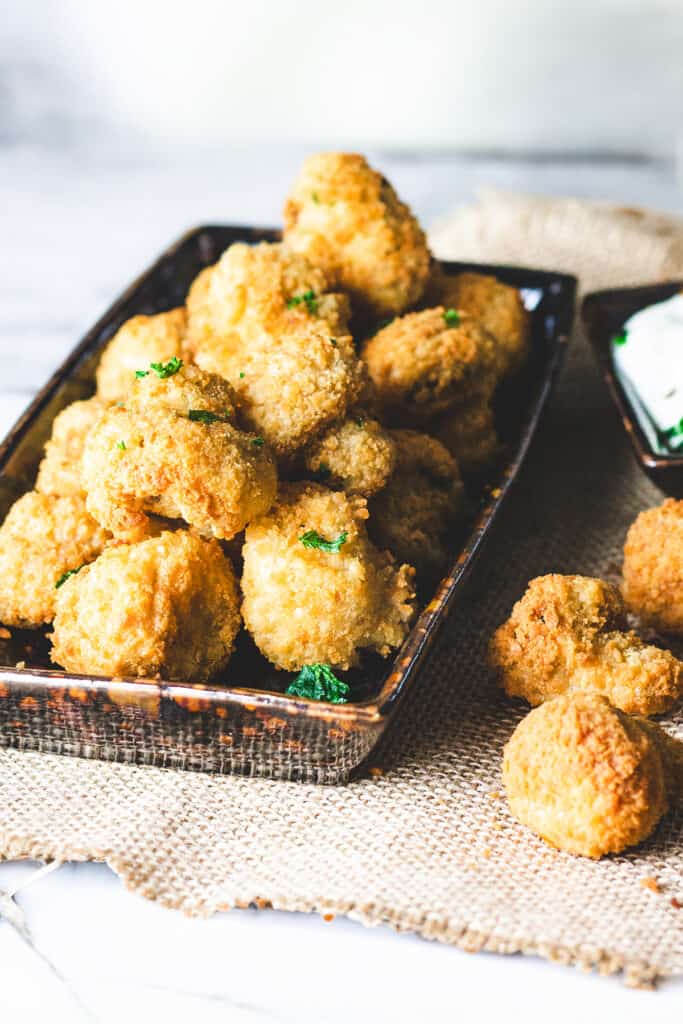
[582,281,683,497]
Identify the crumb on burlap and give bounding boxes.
[0,627,11,639]
[640,877,661,894]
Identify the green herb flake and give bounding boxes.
[188,409,229,424]
[443,308,460,327]
[251,436,265,447]
[135,370,149,379]
[329,337,337,347]
[116,440,127,450]
[613,330,628,347]
[286,289,319,315]
[150,356,183,378]
[299,529,348,553]
[55,564,87,589]
[286,663,349,704]
[312,191,320,204]
[239,371,246,379]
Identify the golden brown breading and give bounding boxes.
[241,482,416,670]
[489,574,683,716]
[283,153,432,318]
[0,491,109,628]
[186,242,364,456]
[51,530,240,681]
[435,396,499,474]
[503,693,671,858]
[362,308,500,422]
[623,498,683,635]
[35,397,105,497]
[95,308,189,403]
[430,270,529,376]
[368,429,464,576]
[82,363,277,542]
[303,413,396,497]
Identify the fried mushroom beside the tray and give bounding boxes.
[283,152,432,319]
[95,308,190,403]
[51,530,241,681]
[82,362,277,542]
[503,693,674,858]
[241,482,416,671]
[0,491,110,629]
[489,573,683,716]
[623,498,683,635]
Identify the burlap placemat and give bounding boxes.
[2,192,683,988]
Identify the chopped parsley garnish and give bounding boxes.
[312,191,320,204]
[188,409,230,424]
[116,440,127,450]
[287,289,319,315]
[239,371,246,379]
[299,529,348,552]
[55,564,87,589]
[136,357,184,379]
[286,663,349,704]
[251,436,265,447]
[443,308,460,327]
[613,330,628,347]
[329,337,337,347]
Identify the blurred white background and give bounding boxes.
[2,0,682,155]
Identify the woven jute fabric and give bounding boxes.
[2,192,683,987]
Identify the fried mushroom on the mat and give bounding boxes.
[283,152,432,318]
[368,429,464,577]
[503,693,674,858]
[82,361,277,542]
[303,413,397,497]
[35,397,106,497]
[51,529,241,681]
[489,574,683,716]
[241,482,416,671]
[623,498,683,635]
[0,491,110,628]
[95,308,190,403]
[185,241,364,457]
[362,308,501,422]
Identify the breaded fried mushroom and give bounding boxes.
[362,308,501,422]
[369,430,464,576]
[95,308,189,403]
[503,693,673,858]
[303,413,396,497]
[186,242,364,455]
[435,396,499,474]
[489,574,683,716]
[51,530,240,681]
[241,483,416,670]
[283,152,431,318]
[432,270,529,376]
[82,362,276,542]
[623,498,683,635]
[0,491,109,628]
[35,397,105,497]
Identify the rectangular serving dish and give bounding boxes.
[0,226,575,783]
[582,280,683,496]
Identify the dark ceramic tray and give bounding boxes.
[582,281,683,496]
[0,226,575,783]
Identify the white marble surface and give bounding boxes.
[1,142,683,1021]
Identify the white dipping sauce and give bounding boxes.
[613,292,683,450]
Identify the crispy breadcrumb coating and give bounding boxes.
[35,397,105,497]
[96,308,189,402]
[303,413,396,496]
[51,530,240,681]
[430,270,529,376]
[623,498,683,634]
[435,396,499,474]
[489,574,683,716]
[283,153,432,318]
[368,430,464,576]
[241,482,416,670]
[82,363,276,542]
[186,242,364,455]
[0,491,109,628]
[362,308,500,421]
[503,693,671,858]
